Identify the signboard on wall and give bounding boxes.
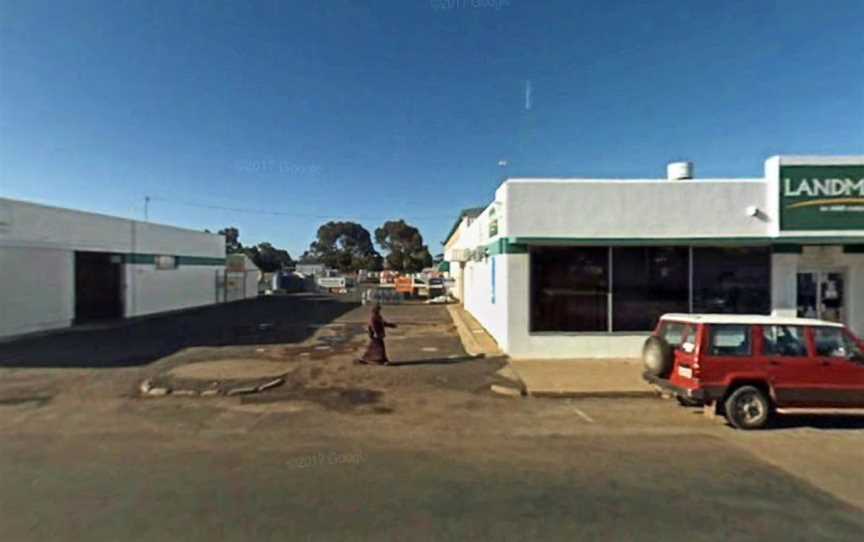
[394,276,413,294]
[780,165,864,231]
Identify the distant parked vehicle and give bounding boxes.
[643,313,864,430]
[318,276,355,293]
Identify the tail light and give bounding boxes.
[691,356,701,380]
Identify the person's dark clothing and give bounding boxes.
[358,310,396,364]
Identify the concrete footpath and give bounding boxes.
[446,304,655,398]
[446,304,502,357]
[509,358,655,398]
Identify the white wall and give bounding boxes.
[0,246,74,337]
[773,248,864,337]
[847,255,864,337]
[126,264,222,317]
[462,255,509,350]
[0,198,227,339]
[503,178,769,240]
[0,197,224,257]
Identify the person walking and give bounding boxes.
[356,303,397,365]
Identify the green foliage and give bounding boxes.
[218,227,242,254]
[305,221,381,272]
[216,227,292,272]
[244,242,293,273]
[374,219,434,273]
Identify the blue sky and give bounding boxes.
[1,0,863,257]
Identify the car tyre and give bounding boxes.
[642,336,674,378]
[724,386,771,430]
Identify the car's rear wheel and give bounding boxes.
[642,336,674,378]
[724,386,771,430]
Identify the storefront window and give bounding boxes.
[612,247,689,331]
[530,247,608,332]
[692,247,770,314]
[530,245,772,335]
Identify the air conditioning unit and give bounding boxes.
[449,249,471,262]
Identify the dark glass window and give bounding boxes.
[612,247,689,331]
[530,247,608,332]
[762,325,808,357]
[693,247,770,314]
[813,327,864,358]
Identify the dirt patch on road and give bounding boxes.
[0,395,53,408]
[240,386,388,414]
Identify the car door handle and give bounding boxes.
[768,360,780,366]
[821,361,831,367]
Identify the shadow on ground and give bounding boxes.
[768,413,864,431]
[0,294,359,369]
[689,408,864,431]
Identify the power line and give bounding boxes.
[145,195,461,222]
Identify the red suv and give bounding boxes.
[642,314,864,429]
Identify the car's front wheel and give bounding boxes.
[724,385,771,430]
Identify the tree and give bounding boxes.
[374,219,434,273]
[217,227,243,254]
[245,242,293,273]
[305,221,381,272]
[215,227,292,272]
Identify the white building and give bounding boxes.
[0,197,226,339]
[224,253,260,302]
[445,156,864,359]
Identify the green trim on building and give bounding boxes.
[124,254,226,266]
[508,236,774,247]
[176,255,227,266]
[125,253,155,264]
[479,236,864,256]
[507,236,864,247]
[487,238,528,255]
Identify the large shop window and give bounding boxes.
[530,247,608,332]
[692,247,771,315]
[530,245,771,334]
[612,247,689,331]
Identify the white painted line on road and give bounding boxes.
[573,408,595,424]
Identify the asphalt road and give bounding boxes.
[1,296,863,541]
[1,430,862,541]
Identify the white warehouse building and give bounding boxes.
[0,197,226,340]
[444,156,864,359]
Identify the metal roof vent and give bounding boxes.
[666,161,694,181]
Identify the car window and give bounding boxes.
[660,322,686,345]
[762,325,808,357]
[660,322,696,352]
[708,324,751,357]
[814,327,864,359]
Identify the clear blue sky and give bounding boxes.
[2,0,862,257]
